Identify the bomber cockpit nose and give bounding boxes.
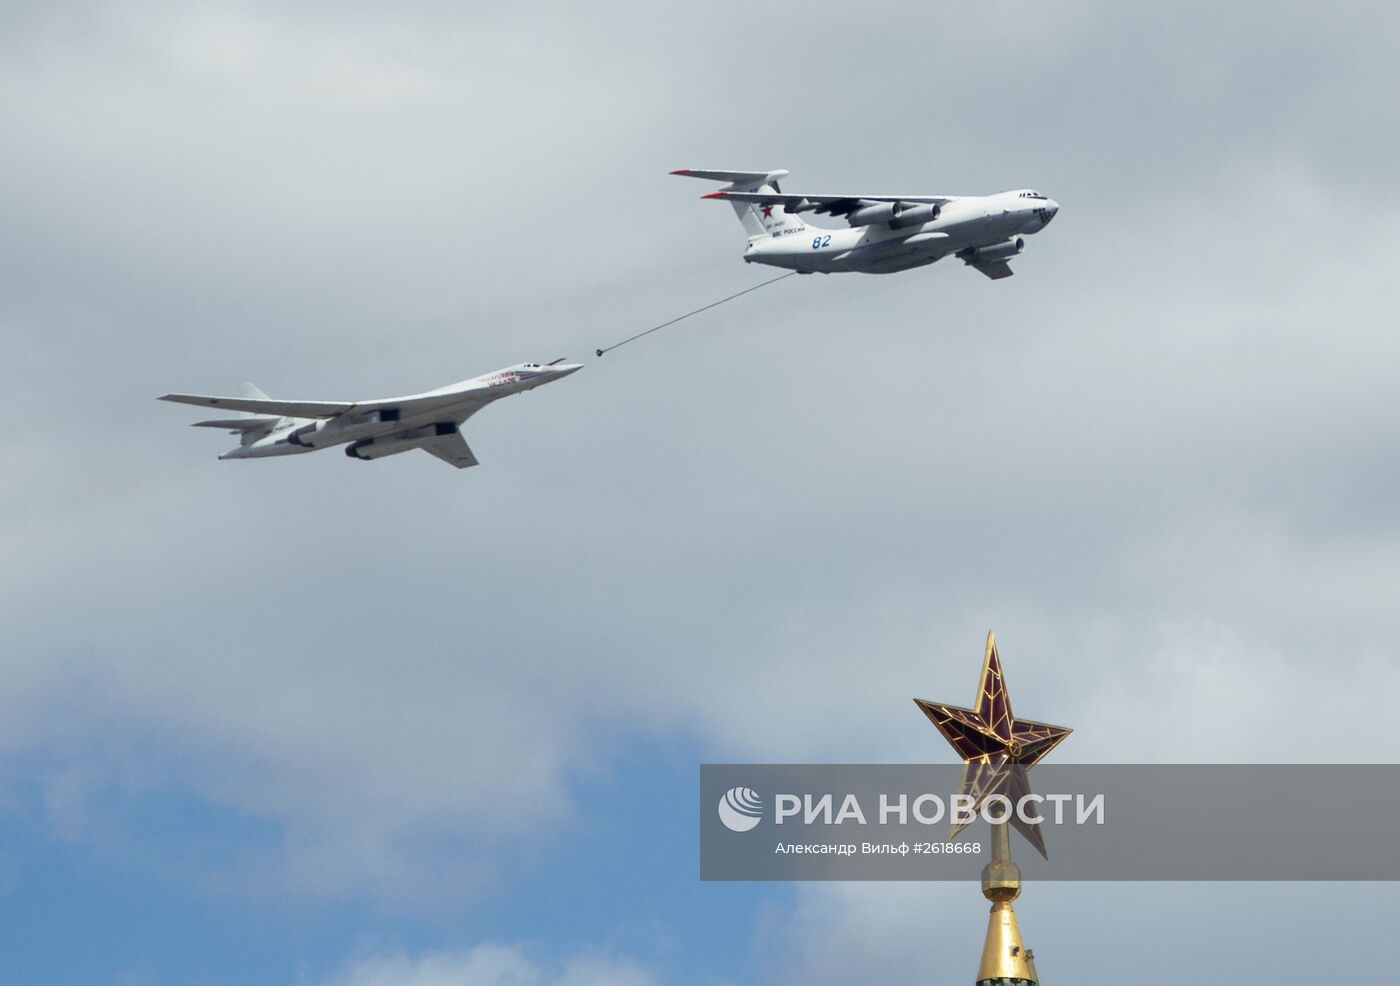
[517,361,582,379]
[538,359,583,377]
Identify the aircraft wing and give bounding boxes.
[419,430,479,469]
[704,190,957,217]
[966,258,1015,280]
[160,393,356,418]
[161,389,489,421]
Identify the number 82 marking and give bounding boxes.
[811,234,831,250]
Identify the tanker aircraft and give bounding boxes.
[160,360,582,469]
[673,168,1058,278]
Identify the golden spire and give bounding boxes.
[914,631,1070,985]
[976,820,1038,985]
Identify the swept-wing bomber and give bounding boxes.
[160,360,582,469]
[673,168,1058,278]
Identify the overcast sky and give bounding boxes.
[3,1,1399,983]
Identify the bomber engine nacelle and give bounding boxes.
[286,421,327,447]
[889,203,940,229]
[346,438,415,461]
[846,201,901,226]
[969,236,1025,262]
[345,422,455,461]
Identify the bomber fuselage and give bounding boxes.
[220,364,577,461]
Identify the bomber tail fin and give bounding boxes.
[672,168,808,243]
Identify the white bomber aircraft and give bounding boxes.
[160,360,582,469]
[673,168,1058,278]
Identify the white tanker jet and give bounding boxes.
[160,360,582,469]
[673,168,1058,278]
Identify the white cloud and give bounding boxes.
[319,944,656,986]
[761,880,1400,986]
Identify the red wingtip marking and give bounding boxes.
[669,168,692,175]
[701,191,728,199]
